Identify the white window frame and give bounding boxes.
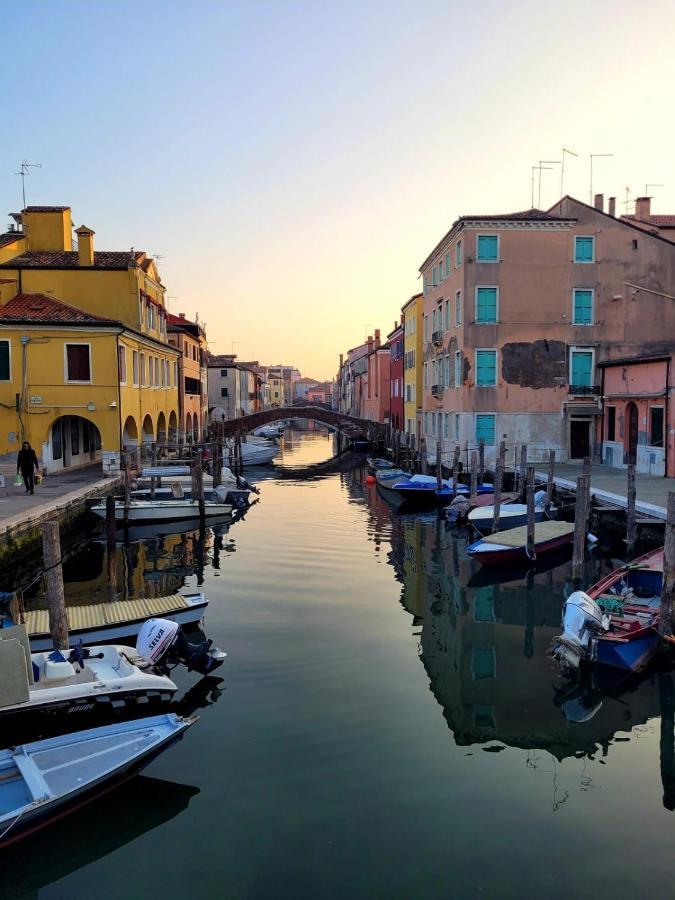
[0,338,11,382]
[475,285,499,324]
[456,240,462,267]
[475,348,498,387]
[456,290,462,326]
[572,287,594,325]
[476,233,500,263]
[132,350,139,386]
[64,342,92,384]
[568,346,596,387]
[118,345,127,385]
[574,235,595,264]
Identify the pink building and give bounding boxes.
[600,353,674,476]
[362,334,391,424]
[418,194,675,465]
[388,322,404,430]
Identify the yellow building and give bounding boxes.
[401,292,423,439]
[268,375,284,407]
[0,206,180,473]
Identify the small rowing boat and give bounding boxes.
[467,520,575,565]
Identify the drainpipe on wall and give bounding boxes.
[599,365,605,466]
[19,335,29,443]
[666,356,671,478]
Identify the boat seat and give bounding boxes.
[43,658,77,681]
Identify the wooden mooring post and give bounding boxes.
[42,519,68,650]
[192,450,206,521]
[150,442,158,501]
[545,450,555,516]
[452,445,461,494]
[492,441,505,534]
[469,451,478,506]
[518,444,528,501]
[626,463,637,559]
[659,492,675,638]
[526,466,536,561]
[572,474,589,580]
[106,494,117,602]
[478,439,485,485]
[123,459,131,526]
[435,440,442,493]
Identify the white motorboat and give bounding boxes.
[225,437,278,466]
[4,592,209,652]
[132,474,252,510]
[0,713,194,847]
[252,424,284,439]
[90,496,233,522]
[0,626,177,726]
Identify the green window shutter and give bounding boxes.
[474,587,495,622]
[472,646,496,680]
[476,288,497,322]
[477,235,498,261]
[573,289,593,324]
[574,236,594,262]
[445,251,451,274]
[475,414,495,445]
[476,351,496,386]
[0,342,9,381]
[456,241,462,266]
[571,351,593,387]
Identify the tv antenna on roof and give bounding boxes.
[560,148,578,198]
[14,160,42,210]
[531,164,552,208]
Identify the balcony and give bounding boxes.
[568,384,601,396]
[432,330,444,345]
[431,384,443,398]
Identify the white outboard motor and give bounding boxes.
[137,618,226,675]
[552,591,609,671]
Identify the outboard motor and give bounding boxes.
[136,618,226,676]
[236,474,259,495]
[552,591,609,671]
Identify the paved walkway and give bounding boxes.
[0,463,119,536]
[534,462,675,520]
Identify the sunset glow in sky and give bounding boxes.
[3,0,675,379]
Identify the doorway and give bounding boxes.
[570,419,591,459]
[626,402,639,464]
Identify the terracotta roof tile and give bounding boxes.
[0,250,143,270]
[624,214,675,227]
[22,206,70,212]
[0,233,23,248]
[0,293,121,326]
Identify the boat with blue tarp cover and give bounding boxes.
[390,474,493,509]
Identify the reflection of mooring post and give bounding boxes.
[526,466,536,561]
[42,519,68,650]
[572,474,589,581]
[545,449,556,516]
[493,441,505,534]
[193,450,205,522]
[524,568,535,658]
[659,492,675,639]
[196,521,206,585]
[626,463,637,559]
[123,455,131,527]
[106,494,117,602]
[659,672,675,811]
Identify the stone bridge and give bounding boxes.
[209,404,385,440]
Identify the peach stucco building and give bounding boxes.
[418,194,675,467]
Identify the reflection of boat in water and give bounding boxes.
[2,775,199,890]
[116,514,234,543]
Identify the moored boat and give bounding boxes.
[552,548,663,673]
[467,520,575,565]
[90,497,233,523]
[0,713,194,847]
[391,474,494,509]
[466,491,556,534]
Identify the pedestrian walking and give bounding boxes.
[17,441,39,495]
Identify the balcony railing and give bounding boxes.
[432,330,444,344]
[568,384,601,396]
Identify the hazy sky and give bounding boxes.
[3,1,675,379]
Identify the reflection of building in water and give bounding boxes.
[391,517,661,761]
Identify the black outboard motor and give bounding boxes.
[136,618,226,676]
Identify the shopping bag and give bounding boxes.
[14,474,23,487]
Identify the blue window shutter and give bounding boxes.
[477,288,497,322]
[476,414,495,445]
[573,289,593,324]
[476,351,496,386]
[574,237,594,262]
[571,352,593,386]
[477,235,498,261]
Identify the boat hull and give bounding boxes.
[92,501,233,523]
[594,631,660,672]
[468,531,573,566]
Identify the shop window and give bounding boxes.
[650,407,664,447]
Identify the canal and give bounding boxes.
[5,426,675,898]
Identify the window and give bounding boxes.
[432,265,438,287]
[650,407,664,447]
[174,362,178,386]
[445,251,451,275]
[607,406,616,441]
[118,346,127,384]
[476,350,497,386]
[574,236,595,263]
[148,356,154,387]
[155,358,160,386]
[454,413,460,439]
[423,274,429,295]
[476,287,498,323]
[221,368,228,377]
[472,646,496,680]
[477,234,499,262]
[140,353,146,386]
[444,413,450,438]
[456,290,462,325]
[65,344,91,382]
[570,349,593,387]
[423,362,428,388]
[0,340,10,381]
[573,289,593,325]
[424,315,429,341]
[444,300,450,331]
[475,413,496,445]
[456,240,462,267]
[454,351,462,388]
[132,350,139,386]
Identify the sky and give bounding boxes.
[2,0,675,380]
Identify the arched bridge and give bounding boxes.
[209,404,385,440]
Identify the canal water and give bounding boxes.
[5,426,675,899]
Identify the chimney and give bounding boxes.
[367,335,373,354]
[608,197,616,217]
[635,196,652,221]
[374,328,381,348]
[75,225,95,266]
[594,193,604,212]
[179,312,186,319]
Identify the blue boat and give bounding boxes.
[391,474,494,509]
[0,713,194,847]
[553,548,663,674]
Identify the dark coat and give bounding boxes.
[17,448,39,474]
